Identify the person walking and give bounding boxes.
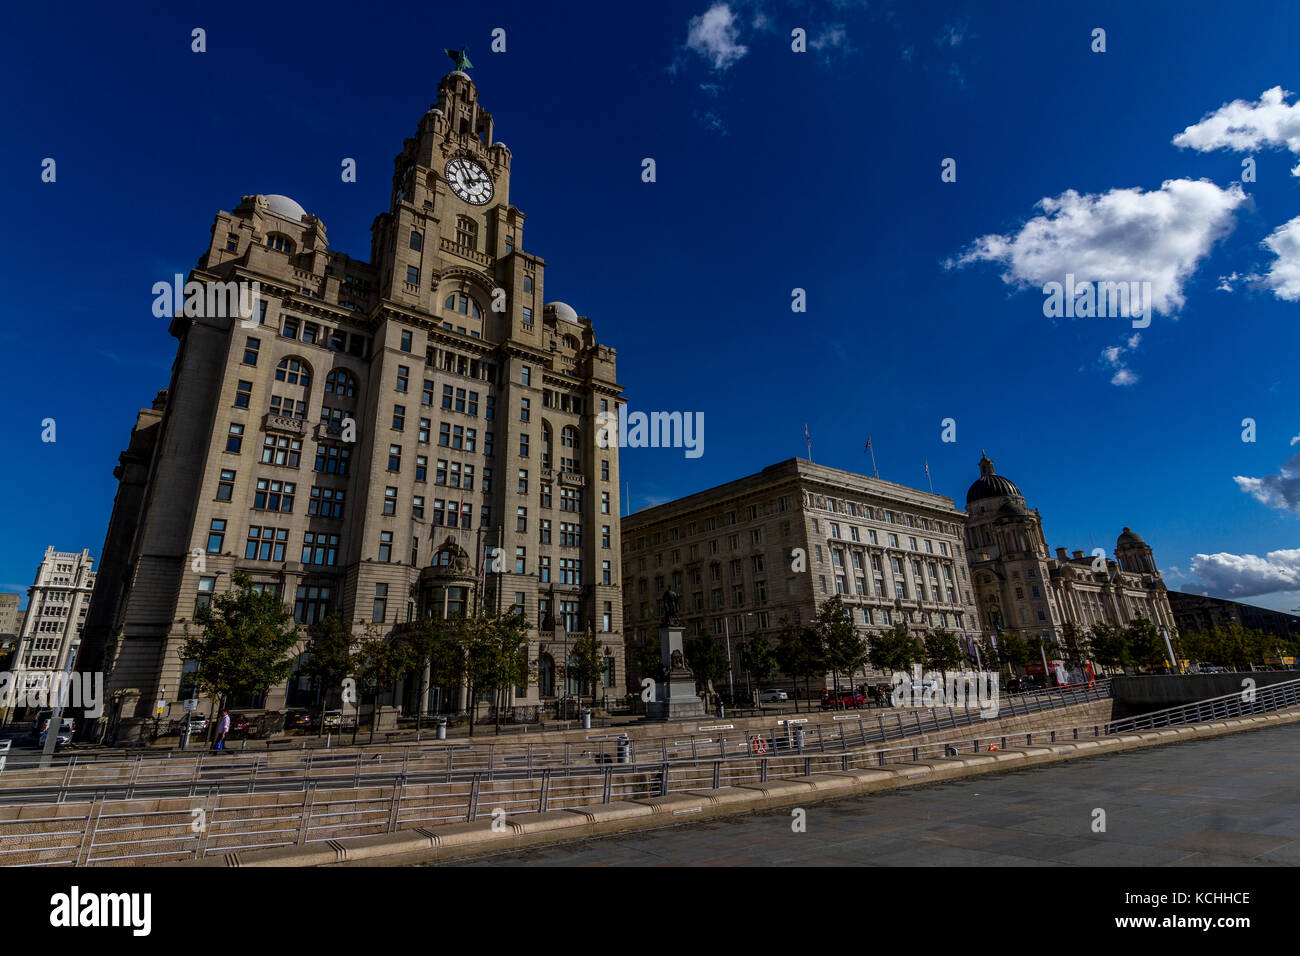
[215,709,231,752]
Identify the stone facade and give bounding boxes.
[963,453,1178,676]
[10,547,96,673]
[77,70,625,735]
[0,593,20,638]
[1166,590,1300,641]
[620,459,983,692]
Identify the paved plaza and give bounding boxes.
[452,724,1300,866]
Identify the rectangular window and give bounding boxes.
[373,583,388,623]
[383,486,397,515]
[388,444,402,471]
[206,518,226,553]
[226,422,244,453]
[378,531,393,563]
[301,532,339,566]
[243,337,260,366]
[260,435,303,467]
[308,486,345,518]
[216,469,236,501]
[253,478,296,512]
[234,380,252,408]
[314,444,351,475]
[400,330,412,352]
[521,365,531,386]
[406,265,420,284]
[396,366,409,392]
[392,405,405,430]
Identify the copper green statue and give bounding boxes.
[446,46,473,73]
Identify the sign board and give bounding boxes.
[697,723,734,732]
[154,700,167,715]
[183,699,198,713]
[777,718,808,726]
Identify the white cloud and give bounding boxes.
[949,179,1247,315]
[811,25,848,51]
[1234,451,1300,513]
[685,4,749,71]
[1099,332,1141,386]
[1173,86,1300,173]
[1191,548,1300,597]
[1259,215,1300,301]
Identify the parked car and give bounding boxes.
[820,688,866,710]
[182,713,208,735]
[284,709,313,730]
[759,689,788,703]
[38,718,74,747]
[228,713,251,735]
[322,710,345,728]
[1005,676,1027,693]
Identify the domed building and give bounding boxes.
[78,65,628,741]
[964,453,1178,682]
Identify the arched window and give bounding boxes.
[561,426,579,450]
[409,230,422,251]
[455,216,478,250]
[324,368,357,397]
[275,357,312,388]
[443,292,482,318]
[563,334,578,350]
[265,233,294,254]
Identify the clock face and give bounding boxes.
[445,158,493,205]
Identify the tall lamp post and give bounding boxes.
[721,612,754,705]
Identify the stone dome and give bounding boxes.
[546,301,579,323]
[1117,527,1147,546]
[264,194,308,222]
[966,453,1022,504]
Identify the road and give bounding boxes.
[449,722,1300,866]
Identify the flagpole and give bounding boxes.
[925,459,934,494]
[867,436,879,479]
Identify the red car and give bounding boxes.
[820,688,866,710]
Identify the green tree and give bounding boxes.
[1124,618,1166,672]
[814,596,868,696]
[1059,623,1091,665]
[179,571,301,739]
[685,633,729,701]
[775,616,825,711]
[997,631,1031,675]
[460,609,533,734]
[635,633,665,688]
[567,629,607,708]
[349,622,416,743]
[744,630,778,704]
[300,614,356,736]
[923,627,964,673]
[1088,623,1128,675]
[868,624,924,675]
[973,634,1003,676]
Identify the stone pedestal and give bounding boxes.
[646,626,704,720]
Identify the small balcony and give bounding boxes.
[262,413,305,435]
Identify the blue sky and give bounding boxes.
[2,0,1299,611]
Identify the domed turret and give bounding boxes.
[1115,527,1157,574]
[966,452,1022,505]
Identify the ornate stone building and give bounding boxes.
[621,459,983,692]
[963,453,1177,677]
[78,68,626,739]
[11,547,96,674]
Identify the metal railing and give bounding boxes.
[2,679,1288,867]
[0,680,1111,802]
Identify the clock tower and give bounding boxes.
[370,68,531,340]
